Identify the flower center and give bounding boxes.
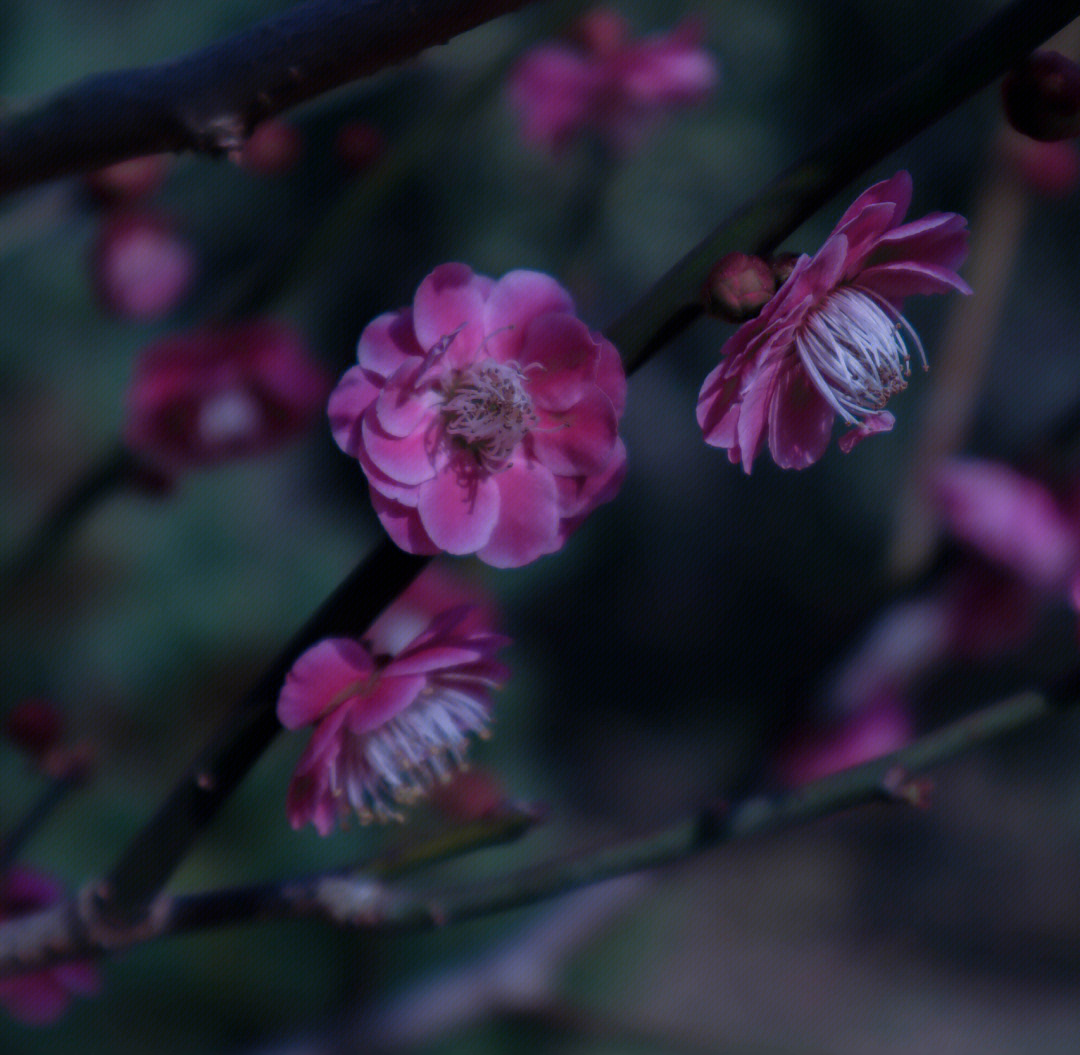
[795,286,926,424]
[440,359,537,471]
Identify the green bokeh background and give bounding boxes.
[3,1,1080,1052]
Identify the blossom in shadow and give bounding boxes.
[506,8,718,155]
[124,319,332,472]
[697,172,970,470]
[277,580,509,831]
[0,870,100,1025]
[329,263,627,567]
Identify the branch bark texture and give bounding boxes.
[0,0,537,194]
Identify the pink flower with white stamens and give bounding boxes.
[697,172,971,471]
[277,586,509,832]
[0,870,100,1025]
[329,264,627,567]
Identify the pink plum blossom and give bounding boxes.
[0,869,100,1025]
[124,319,332,472]
[277,583,509,831]
[90,212,196,320]
[506,9,718,155]
[697,172,971,471]
[329,264,627,567]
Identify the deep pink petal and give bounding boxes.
[361,412,439,486]
[767,361,835,470]
[518,314,599,411]
[373,361,442,436]
[532,389,619,476]
[595,339,628,416]
[735,353,786,472]
[346,672,427,733]
[556,437,628,519]
[370,490,441,554]
[868,212,970,271]
[483,271,576,362]
[837,412,895,453]
[357,309,423,377]
[835,202,902,274]
[328,365,379,458]
[697,360,743,448]
[477,461,560,567]
[857,261,973,301]
[277,639,373,729]
[417,466,501,554]
[830,171,912,233]
[412,263,489,364]
[388,643,490,675]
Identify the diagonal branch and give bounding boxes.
[0,0,539,195]
[1,686,1070,977]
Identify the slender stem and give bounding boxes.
[0,0,540,195]
[0,686,1068,977]
[93,0,1080,927]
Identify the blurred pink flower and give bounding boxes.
[329,263,627,567]
[0,870,100,1025]
[697,172,971,471]
[90,212,196,319]
[124,319,332,471]
[84,154,171,206]
[235,119,304,174]
[277,595,509,831]
[506,9,717,154]
[931,459,1080,594]
[774,692,914,787]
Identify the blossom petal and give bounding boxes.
[477,462,560,567]
[328,365,379,458]
[346,673,427,734]
[767,361,835,470]
[371,490,441,553]
[417,466,501,554]
[857,261,973,301]
[389,643,493,676]
[373,362,441,437]
[484,271,576,362]
[556,437,628,518]
[519,313,599,411]
[277,639,373,729]
[356,309,423,377]
[361,412,438,486]
[595,339,628,416]
[869,212,970,272]
[412,263,490,365]
[838,411,894,453]
[831,171,912,232]
[532,389,619,476]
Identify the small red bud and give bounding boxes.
[702,252,776,322]
[236,120,303,174]
[85,155,171,206]
[4,699,64,759]
[334,121,386,174]
[1002,51,1080,142]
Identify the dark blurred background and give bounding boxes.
[3,1,1080,1052]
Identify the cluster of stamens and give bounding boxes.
[795,286,926,424]
[439,359,538,471]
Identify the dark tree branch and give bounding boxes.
[0,0,539,195]
[0,688,1067,976]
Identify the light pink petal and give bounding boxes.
[361,412,438,486]
[346,672,427,733]
[532,389,619,476]
[477,461,560,567]
[767,360,835,470]
[412,263,489,365]
[595,339,627,416]
[857,261,973,301]
[373,361,441,436]
[356,309,423,377]
[328,365,379,458]
[417,465,501,554]
[483,271,576,362]
[518,313,598,411]
[838,412,894,453]
[277,638,373,729]
[370,490,441,553]
[556,437,628,519]
[830,171,912,233]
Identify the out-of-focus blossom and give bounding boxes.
[84,154,171,206]
[329,263,627,567]
[90,212,196,320]
[506,9,718,155]
[1002,50,1080,142]
[939,558,1039,660]
[335,121,386,173]
[0,870,100,1025]
[697,172,970,471]
[429,767,506,822]
[931,459,1080,594]
[235,120,303,174]
[999,129,1080,197]
[124,319,332,472]
[3,699,64,760]
[702,252,776,323]
[774,691,914,787]
[277,590,509,832]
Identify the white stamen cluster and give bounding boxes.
[331,685,492,823]
[440,359,537,471]
[795,286,926,424]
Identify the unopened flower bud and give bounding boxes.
[4,699,64,759]
[236,120,303,174]
[702,252,776,322]
[85,155,171,206]
[1002,51,1080,141]
[335,121,386,173]
[769,251,799,286]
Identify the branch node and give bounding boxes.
[79,881,173,949]
[881,765,934,809]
